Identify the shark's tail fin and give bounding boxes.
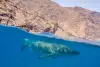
[21,38,31,51]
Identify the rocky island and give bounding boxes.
[0,0,100,40]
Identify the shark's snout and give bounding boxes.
[71,51,80,54]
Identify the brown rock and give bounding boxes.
[0,0,100,40]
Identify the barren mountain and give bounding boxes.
[0,0,100,40]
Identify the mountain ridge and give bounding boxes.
[0,0,100,40]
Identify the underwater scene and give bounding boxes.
[0,25,100,67]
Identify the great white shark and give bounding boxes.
[21,38,80,59]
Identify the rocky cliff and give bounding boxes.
[0,0,100,40]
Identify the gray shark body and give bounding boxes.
[21,38,79,59]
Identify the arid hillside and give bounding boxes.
[0,0,100,40]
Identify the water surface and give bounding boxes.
[0,25,100,67]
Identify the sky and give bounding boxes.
[52,0,100,12]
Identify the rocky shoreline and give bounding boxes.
[1,0,100,40]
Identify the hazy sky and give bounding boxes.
[52,0,100,12]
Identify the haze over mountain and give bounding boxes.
[0,0,100,40]
[52,0,100,12]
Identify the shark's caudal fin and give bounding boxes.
[21,44,27,51]
[21,38,31,51]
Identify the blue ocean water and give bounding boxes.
[0,25,100,67]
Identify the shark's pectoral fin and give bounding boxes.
[38,53,58,59]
